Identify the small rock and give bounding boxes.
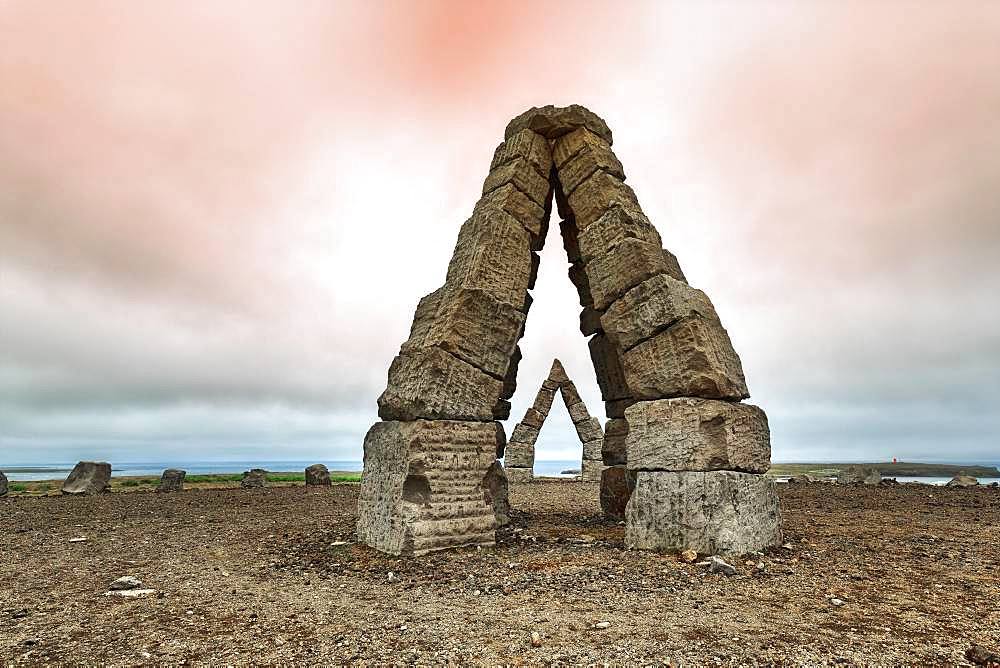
[946,475,979,487]
[68,537,88,543]
[530,631,542,647]
[830,597,846,607]
[105,589,157,599]
[679,549,698,563]
[594,621,611,630]
[109,576,144,591]
[708,556,737,576]
[156,469,186,493]
[387,572,400,584]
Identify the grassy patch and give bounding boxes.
[9,483,27,492]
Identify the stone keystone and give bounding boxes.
[505,104,613,145]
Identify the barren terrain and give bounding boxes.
[2,480,999,665]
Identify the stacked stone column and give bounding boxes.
[505,359,605,482]
[357,125,554,556]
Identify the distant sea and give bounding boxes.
[0,459,585,482]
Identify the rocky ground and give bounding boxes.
[1,480,998,665]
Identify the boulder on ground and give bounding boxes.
[0,471,7,497]
[241,469,268,489]
[837,466,881,485]
[946,474,979,487]
[156,469,186,493]
[482,461,510,528]
[625,470,782,555]
[61,462,112,496]
[305,464,332,486]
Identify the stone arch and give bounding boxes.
[503,359,605,483]
[357,104,781,557]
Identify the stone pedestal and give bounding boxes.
[157,469,186,493]
[625,470,781,555]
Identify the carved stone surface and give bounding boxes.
[567,400,591,424]
[577,205,662,265]
[582,438,603,461]
[553,127,618,168]
[532,387,557,415]
[559,380,582,407]
[555,132,625,196]
[61,461,111,496]
[548,359,571,384]
[357,420,498,556]
[502,346,521,400]
[157,469,186,493]
[446,209,533,312]
[241,469,268,489]
[522,407,546,429]
[588,333,630,401]
[584,238,674,311]
[504,442,535,468]
[491,128,552,177]
[510,423,540,446]
[305,464,332,487]
[505,104,613,145]
[482,157,552,207]
[482,461,510,527]
[625,471,782,555]
[625,399,771,473]
[602,418,628,465]
[581,460,606,482]
[622,317,749,401]
[602,274,718,352]
[566,170,639,231]
[600,466,635,520]
[475,183,547,239]
[506,467,534,483]
[378,347,502,422]
[574,417,603,444]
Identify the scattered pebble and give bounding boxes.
[109,576,144,591]
[387,572,399,584]
[68,537,88,543]
[830,598,846,607]
[679,549,698,563]
[530,631,542,647]
[708,556,737,576]
[594,621,611,630]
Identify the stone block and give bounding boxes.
[577,205,662,265]
[602,418,628,465]
[446,209,533,312]
[304,464,331,486]
[588,333,631,401]
[157,469,186,493]
[61,461,111,496]
[625,399,770,473]
[502,346,521,400]
[568,262,593,308]
[582,438,603,461]
[574,417,603,444]
[566,170,639,231]
[504,442,535,469]
[605,398,637,419]
[492,399,511,421]
[662,247,686,282]
[553,127,615,168]
[476,183,547,239]
[378,347,502,422]
[521,407,546,430]
[584,237,673,311]
[601,274,718,352]
[0,471,7,497]
[506,467,534,483]
[560,381,582,407]
[566,400,591,424]
[580,306,602,336]
[559,219,581,264]
[494,422,507,458]
[490,128,551,177]
[625,471,782,555]
[357,420,498,556]
[555,133,625,195]
[482,157,551,206]
[482,461,510,528]
[505,104,613,145]
[581,459,606,482]
[533,387,557,414]
[600,466,636,520]
[548,358,571,384]
[622,317,749,401]
[241,469,268,489]
[511,423,540,446]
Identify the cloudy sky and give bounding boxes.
[2,1,998,466]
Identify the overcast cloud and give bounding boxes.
[2,1,998,466]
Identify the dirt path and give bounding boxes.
[1,481,998,665]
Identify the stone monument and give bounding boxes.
[61,461,112,496]
[157,468,186,493]
[505,359,604,483]
[357,104,780,556]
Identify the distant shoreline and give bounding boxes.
[768,462,1000,478]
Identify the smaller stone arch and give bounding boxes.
[504,359,605,483]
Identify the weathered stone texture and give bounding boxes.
[581,460,606,482]
[574,417,603,444]
[521,407,546,430]
[491,128,552,177]
[577,205,662,265]
[584,238,674,311]
[622,317,749,401]
[559,380,583,407]
[157,469,186,493]
[579,306,602,336]
[532,387,557,415]
[600,466,636,520]
[378,347,502,422]
[0,471,8,497]
[446,209,533,312]
[548,359,571,384]
[504,442,535,469]
[625,471,782,555]
[501,346,521,400]
[602,274,718,352]
[582,438,603,461]
[505,104,613,145]
[837,466,881,485]
[476,183,547,239]
[625,399,770,473]
[553,127,616,167]
[241,469,268,489]
[510,423,540,446]
[566,170,639,231]
[566,400,591,424]
[506,467,534,483]
[605,398,637,419]
[568,262,593,308]
[492,399,511,421]
[61,461,111,496]
[357,420,498,556]
[588,333,631,401]
[482,157,551,207]
[305,464,332,487]
[555,134,624,196]
[482,461,510,527]
[602,418,628,465]
[559,219,582,264]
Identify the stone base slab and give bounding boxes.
[625,470,781,555]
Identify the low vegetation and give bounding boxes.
[2,471,361,496]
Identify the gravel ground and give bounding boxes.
[1,480,999,665]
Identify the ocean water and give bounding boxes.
[0,459,584,482]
